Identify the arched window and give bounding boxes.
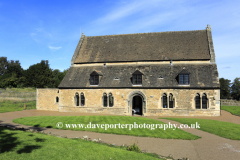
[162,93,168,108]
[202,93,208,109]
[195,93,200,109]
[103,93,108,107]
[56,96,59,103]
[81,93,85,106]
[109,93,114,107]
[75,93,79,106]
[169,93,174,108]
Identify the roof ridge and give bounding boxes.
[86,29,206,38]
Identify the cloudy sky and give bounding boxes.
[0,0,239,82]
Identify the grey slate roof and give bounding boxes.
[58,64,219,88]
[74,30,211,64]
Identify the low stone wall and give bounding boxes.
[221,99,240,106]
[0,97,35,102]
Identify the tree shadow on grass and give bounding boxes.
[0,126,46,154]
[17,145,41,154]
[0,127,20,153]
[35,138,45,142]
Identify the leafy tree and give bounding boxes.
[0,57,68,88]
[0,57,24,88]
[231,78,240,100]
[219,78,231,99]
[52,68,68,88]
[5,60,23,76]
[0,57,8,76]
[24,60,54,88]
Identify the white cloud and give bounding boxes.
[93,0,164,25]
[48,45,62,51]
[30,27,52,42]
[88,0,193,35]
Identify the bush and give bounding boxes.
[127,143,141,153]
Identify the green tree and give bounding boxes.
[0,57,24,88]
[219,78,231,99]
[51,69,68,87]
[231,78,240,100]
[0,57,8,76]
[24,60,54,88]
[5,60,23,76]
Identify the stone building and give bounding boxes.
[37,25,220,116]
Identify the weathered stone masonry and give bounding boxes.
[37,88,220,116]
[37,88,59,111]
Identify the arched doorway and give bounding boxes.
[128,91,146,116]
[132,95,143,115]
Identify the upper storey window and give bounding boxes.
[178,69,189,85]
[132,70,143,85]
[90,71,102,85]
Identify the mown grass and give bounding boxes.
[221,105,240,116]
[0,100,36,113]
[161,118,240,140]
[0,127,163,160]
[13,116,200,140]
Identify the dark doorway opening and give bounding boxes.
[132,95,143,115]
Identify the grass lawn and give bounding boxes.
[221,105,240,116]
[13,116,200,140]
[0,100,36,113]
[0,127,163,160]
[160,118,240,140]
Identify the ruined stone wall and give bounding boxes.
[57,88,220,116]
[36,88,59,111]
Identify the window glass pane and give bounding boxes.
[75,95,79,106]
[163,95,167,108]
[184,75,189,84]
[103,96,107,107]
[202,95,207,109]
[133,75,137,84]
[81,95,85,106]
[179,75,184,84]
[169,94,173,108]
[94,75,99,85]
[195,95,200,109]
[109,94,113,107]
[137,75,142,84]
[90,76,94,85]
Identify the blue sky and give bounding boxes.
[0,0,239,82]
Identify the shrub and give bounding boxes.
[127,143,141,153]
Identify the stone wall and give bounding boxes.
[36,88,59,111]
[221,99,240,106]
[37,88,220,116]
[56,88,220,116]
